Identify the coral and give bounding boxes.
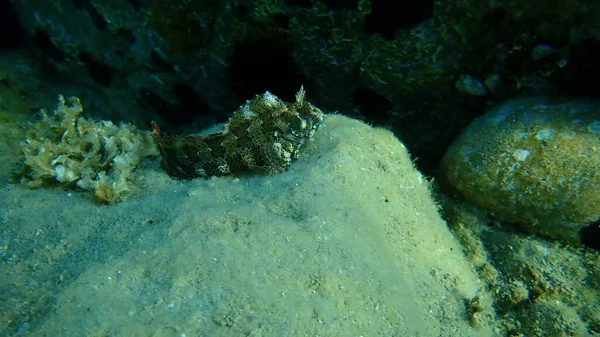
[18,95,158,204]
[440,97,600,242]
[153,87,324,178]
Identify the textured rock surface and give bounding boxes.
[153,88,323,178]
[0,115,487,337]
[440,97,600,242]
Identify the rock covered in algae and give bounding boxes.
[18,95,158,204]
[440,97,600,243]
[153,87,324,178]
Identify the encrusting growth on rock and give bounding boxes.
[152,87,324,179]
[17,95,158,204]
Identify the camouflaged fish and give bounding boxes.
[152,87,324,179]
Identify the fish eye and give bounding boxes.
[298,105,311,118]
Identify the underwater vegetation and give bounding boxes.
[17,95,158,204]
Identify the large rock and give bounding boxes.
[0,115,488,336]
[440,97,600,242]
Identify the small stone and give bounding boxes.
[531,44,555,60]
[484,73,503,94]
[455,74,488,96]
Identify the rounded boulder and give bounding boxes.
[440,97,600,242]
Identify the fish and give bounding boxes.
[152,87,324,179]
